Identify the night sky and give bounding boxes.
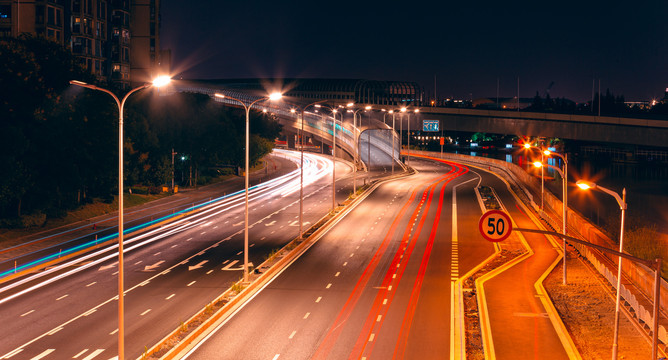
[161,1,668,103]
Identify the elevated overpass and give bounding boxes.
[170,79,667,170]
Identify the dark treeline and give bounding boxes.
[520,90,668,117]
[0,36,281,224]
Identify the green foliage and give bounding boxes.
[0,37,281,224]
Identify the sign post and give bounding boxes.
[478,210,513,242]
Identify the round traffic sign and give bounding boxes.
[478,210,513,242]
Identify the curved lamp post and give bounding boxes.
[576,180,627,360]
[214,92,282,282]
[315,104,345,212]
[349,105,371,194]
[70,75,171,360]
[524,143,546,211]
[532,160,568,284]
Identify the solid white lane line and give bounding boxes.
[140,309,151,316]
[303,312,310,319]
[86,282,96,287]
[73,349,88,358]
[187,281,196,287]
[21,310,35,317]
[30,349,54,359]
[82,309,96,316]
[80,349,104,360]
[289,330,297,339]
[166,294,175,300]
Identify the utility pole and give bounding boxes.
[171,148,177,191]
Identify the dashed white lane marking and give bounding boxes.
[187,237,193,241]
[236,251,243,256]
[21,310,35,317]
[166,294,175,300]
[343,262,347,266]
[140,309,151,316]
[153,252,161,256]
[206,270,214,275]
[335,272,340,277]
[272,354,280,360]
[260,237,266,240]
[377,315,382,322]
[383,299,388,305]
[86,282,96,287]
[304,312,310,319]
[250,244,255,247]
[110,329,119,335]
[349,253,354,257]
[73,349,88,358]
[134,261,143,265]
[326,283,332,289]
[289,330,297,339]
[368,333,375,342]
[315,296,322,303]
[171,244,179,248]
[80,349,105,360]
[56,294,68,301]
[46,327,62,336]
[30,349,54,359]
[187,281,196,287]
[112,271,118,275]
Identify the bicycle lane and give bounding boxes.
[479,169,574,360]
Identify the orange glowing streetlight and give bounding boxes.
[213,91,282,282]
[70,75,172,360]
[576,180,627,360]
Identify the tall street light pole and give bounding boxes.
[532,160,568,284]
[315,104,345,212]
[576,181,627,360]
[214,92,282,282]
[390,110,396,175]
[349,105,370,194]
[70,75,171,360]
[544,149,568,283]
[291,100,327,239]
[524,143,545,211]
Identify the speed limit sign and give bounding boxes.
[478,210,513,242]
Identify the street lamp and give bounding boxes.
[532,160,568,284]
[315,104,343,212]
[349,105,371,194]
[403,108,419,167]
[290,100,328,239]
[214,91,282,282]
[69,75,171,360]
[524,143,546,211]
[576,180,627,360]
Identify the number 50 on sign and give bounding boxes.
[478,210,513,242]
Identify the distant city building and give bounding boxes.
[0,0,170,88]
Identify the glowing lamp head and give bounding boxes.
[576,180,596,190]
[290,108,296,113]
[389,110,394,114]
[347,102,354,107]
[152,75,171,87]
[365,105,372,110]
[533,161,543,168]
[214,93,225,99]
[414,109,420,113]
[268,92,282,101]
[523,143,531,149]
[543,150,551,156]
[401,107,407,112]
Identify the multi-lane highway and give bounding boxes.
[0,150,352,360]
[1,147,574,360]
[181,156,488,359]
[181,154,572,359]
